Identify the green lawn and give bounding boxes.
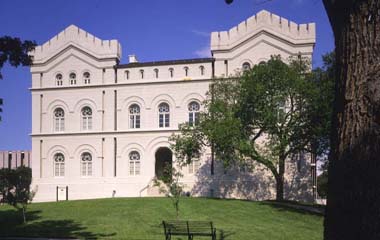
[0,197,323,239]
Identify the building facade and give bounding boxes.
[0,151,32,169]
[30,10,316,202]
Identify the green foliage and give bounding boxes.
[0,166,35,223]
[306,52,335,156]
[0,36,36,121]
[169,124,203,165]
[171,55,334,200]
[0,36,36,79]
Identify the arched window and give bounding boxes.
[188,101,200,126]
[184,66,189,76]
[154,68,159,79]
[169,68,174,78]
[129,151,140,175]
[158,103,170,128]
[140,69,144,79]
[242,62,251,71]
[81,106,92,131]
[199,66,205,76]
[83,72,90,84]
[54,108,65,132]
[129,104,140,129]
[69,73,76,85]
[81,152,92,176]
[125,70,130,80]
[54,153,65,177]
[56,74,63,86]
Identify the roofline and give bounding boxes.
[117,58,215,69]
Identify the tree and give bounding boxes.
[0,36,36,121]
[154,161,185,220]
[171,56,330,201]
[310,52,335,200]
[321,1,380,239]
[0,166,35,223]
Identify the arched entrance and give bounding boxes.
[155,147,172,183]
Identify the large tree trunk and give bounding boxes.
[323,1,380,239]
[276,156,285,201]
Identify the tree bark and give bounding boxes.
[276,155,285,201]
[323,1,380,239]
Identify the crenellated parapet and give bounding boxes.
[211,10,315,52]
[30,25,122,65]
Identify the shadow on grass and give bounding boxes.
[259,201,324,216]
[0,209,116,239]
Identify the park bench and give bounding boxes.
[162,220,216,240]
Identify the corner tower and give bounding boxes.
[210,10,316,77]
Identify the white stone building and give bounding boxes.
[30,10,316,202]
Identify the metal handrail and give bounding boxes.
[139,176,155,197]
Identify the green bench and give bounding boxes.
[162,220,216,240]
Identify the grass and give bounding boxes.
[0,197,323,239]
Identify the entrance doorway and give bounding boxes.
[155,147,172,183]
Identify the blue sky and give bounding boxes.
[0,0,334,150]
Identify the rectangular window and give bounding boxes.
[55,164,60,176]
[189,159,200,174]
[136,115,140,128]
[194,112,200,125]
[130,116,135,128]
[135,162,140,175]
[165,114,170,127]
[55,120,60,132]
[83,118,87,130]
[129,162,134,175]
[159,114,164,128]
[21,152,25,166]
[88,162,92,176]
[189,113,194,126]
[82,163,86,176]
[88,117,92,130]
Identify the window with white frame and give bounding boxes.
[81,106,92,130]
[158,103,170,128]
[169,68,174,78]
[54,153,65,177]
[129,104,140,129]
[188,156,201,174]
[154,68,159,79]
[184,66,189,76]
[188,101,200,126]
[81,152,92,176]
[69,73,76,85]
[54,108,65,132]
[56,74,63,86]
[199,66,205,76]
[83,72,90,84]
[129,151,140,175]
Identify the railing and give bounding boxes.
[139,177,155,197]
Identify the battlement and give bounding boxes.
[31,25,122,64]
[211,10,315,51]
